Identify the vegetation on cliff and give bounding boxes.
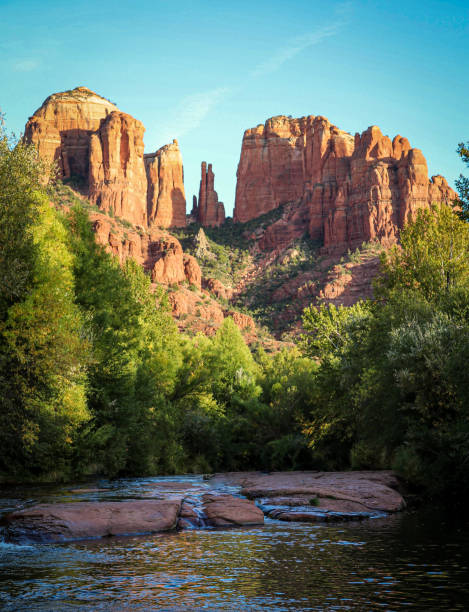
[1,123,469,500]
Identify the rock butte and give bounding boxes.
[24,88,458,338]
[24,87,118,180]
[25,87,186,229]
[234,115,456,252]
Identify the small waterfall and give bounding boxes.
[178,495,207,529]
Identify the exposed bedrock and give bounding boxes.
[24,87,187,229]
[4,471,405,543]
[24,86,118,180]
[88,111,147,226]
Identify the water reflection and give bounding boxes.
[1,479,469,610]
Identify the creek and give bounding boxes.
[1,475,468,610]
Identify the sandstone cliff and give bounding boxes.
[145,140,186,228]
[88,111,147,226]
[24,86,118,180]
[193,162,225,227]
[234,115,456,252]
[25,87,188,229]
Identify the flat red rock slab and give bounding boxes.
[5,499,182,543]
[202,494,264,527]
[210,471,405,513]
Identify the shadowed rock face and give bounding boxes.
[145,140,186,228]
[234,115,456,252]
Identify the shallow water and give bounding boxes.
[1,475,468,610]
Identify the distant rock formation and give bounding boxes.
[144,140,186,228]
[234,115,456,252]
[192,162,225,227]
[25,87,187,228]
[193,227,212,259]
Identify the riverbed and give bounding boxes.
[1,475,468,610]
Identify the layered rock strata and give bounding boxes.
[234,115,456,252]
[144,140,186,228]
[193,162,226,227]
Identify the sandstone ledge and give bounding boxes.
[4,470,405,542]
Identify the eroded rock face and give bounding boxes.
[203,277,233,301]
[88,111,147,226]
[25,87,187,230]
[193,162,225,227]
[5,500,182,543]
[150,236,186,285]
[24,86,118,179]
[145,140,186,228]
[183,254,202,289]
[234,115,456,252]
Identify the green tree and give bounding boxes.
[67,206,183,476]
[376,204,469,302]
[0,185,89,479]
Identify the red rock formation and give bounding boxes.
[90,211,198,287]
[144,140,186,228]
[5,500,181,543]
[24,87,118,180]
[203,277,233,301]
[149,236,186,285]
[183,254,202,289]
[193,162,225,227]
[88,111,147,226]
[234,115,456,252]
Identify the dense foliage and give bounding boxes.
[1,123,468,501]
[301,205,469,496]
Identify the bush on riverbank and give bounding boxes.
[301,204,469,497]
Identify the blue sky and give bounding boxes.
[1,0,467,216]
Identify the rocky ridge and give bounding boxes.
[234,115,456,253]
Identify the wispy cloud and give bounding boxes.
[156,2,351,142]
[13,59,40,72]
[156,87,232,143]
[250,24,342,79]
